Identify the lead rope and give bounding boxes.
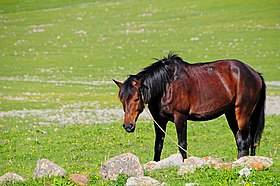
[143,103,193,157]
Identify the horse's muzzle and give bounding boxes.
[123,123,135,133]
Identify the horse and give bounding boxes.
[113,54,266,161]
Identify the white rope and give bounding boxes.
[143,104,193,157]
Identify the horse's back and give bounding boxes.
[185,59,262,90]
[175,59,263,120]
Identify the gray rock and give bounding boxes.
[232,156,273,170]
[0,172,26,185]
[183,156,207,168]
[178,156,223,175]
[126,176,162,186]
[185,183,199,186]
[99,153,144,180]
[179,155,273,174]
[143,153,183,171]
[178,163,196,175]
[238,165,252,178]
[212,162,232,170]
[34,158,67,178]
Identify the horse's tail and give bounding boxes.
[250,74,266,154]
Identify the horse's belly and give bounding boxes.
[188,100,231,121]
[188,111,224,121]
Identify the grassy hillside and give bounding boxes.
[0,0,279,185]
[1,0,279,81]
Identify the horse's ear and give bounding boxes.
[113,79,123,88]
[132,78,143,87]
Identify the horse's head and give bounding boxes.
[113,78,145,133]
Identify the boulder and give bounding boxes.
[34,158,67,178]
[99,153,144,180]
[179,156,223,175]
[0,172,26,185]
[232,156,273,170]
[143,154,183,171]
[212,162,232,170]
[178,163,196,175]
[183,156,208,168]
[126,176,162,186]
[202,157,224,166]
[69,174,89,185]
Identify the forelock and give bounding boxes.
[119,76,137,100]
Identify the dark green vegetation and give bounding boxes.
[0,0,279,185]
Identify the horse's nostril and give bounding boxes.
[123,123,135,133]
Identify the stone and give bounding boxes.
[143,153,183,171]
[69,174,89,185]
[183,156,207,168]
[179,156,223,175]
[232,156,273,170]
[34,158,67,178]
[248,162,265,170]
[185,183,199,186]
[178,163,196,175]
[0,172,26,185]
[143,161,158,171]
[99,153,144,180]
[202,157,224,166]
[126,176,162,186]
[238,165,252,178]
[213,162,232,170]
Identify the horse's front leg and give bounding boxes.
[153,119,168,161]
[174,113,188,160]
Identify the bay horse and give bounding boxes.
[113,54,266,161]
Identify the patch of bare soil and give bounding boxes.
[266,96,280,115]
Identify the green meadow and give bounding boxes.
[0,0,279,185]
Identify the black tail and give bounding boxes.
[250,74,266,155]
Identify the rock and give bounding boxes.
[99,153,144,180]
[34,158,67,178]
[126,176,162,186]
[213,162,232,170]
[183,156,207,168]
[248,162,265,170]
[185,183,199,186]
[179,155,273,175]
[178,156,223,175]
[143,161,158,171]
[238,165,252,178]
[232,156,273,170]
[202,157,224,166]
[142,154,273,177]
[178,163,196,175]
[143,153,183,171]
[69,174,89,185]
[0,172,26,185]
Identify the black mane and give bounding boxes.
[120,54,184,103]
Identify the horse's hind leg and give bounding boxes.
[236,124,251,158]
[226,106,252,158]
[225,107,238,139]
[250,143,256,156]
[235,112,252,158]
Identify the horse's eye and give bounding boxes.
[134,98,140,102]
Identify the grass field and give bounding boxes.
[0,0,279,185]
